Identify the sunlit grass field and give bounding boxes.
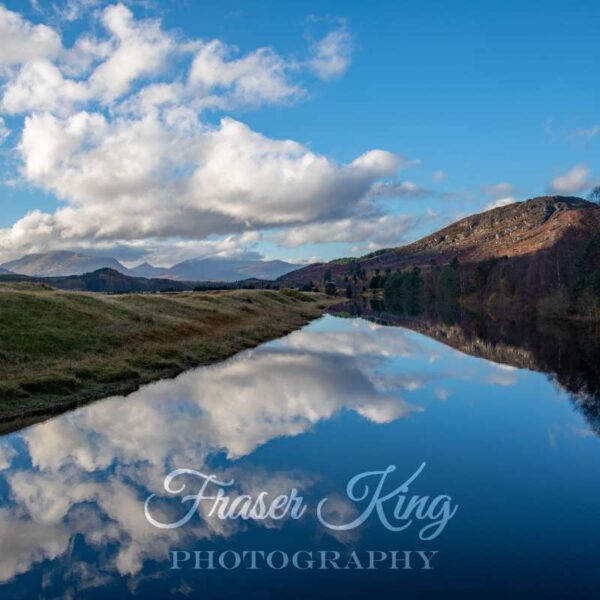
[0,283,330,430]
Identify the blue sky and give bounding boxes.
[0,0,598,265]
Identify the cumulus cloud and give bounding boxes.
[189,40,303,108]
[549,164,591,194]
[0,5,61,66]
[2,4,179,114]
[0,111,401,259]
[0,4,406,262]
[307,25,353,80]
[276,214,413,247]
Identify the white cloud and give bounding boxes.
[118,232,263,267]
[0,4,402,261]
[53,0,106,23]
[276,214,413,247]
[571,125,600,140]
[484,196,517,211]
[0,116,8,142]
[308,25,353,80]
[89,4,178,104]
[549,164,591,194]
[0,443,16,470]
[483,182,515,198]
[368,179,428,199]
[432,170,446,182]
[0,5,61,66]
[0,112,401,259]
[2,59,89,114]
[189,40,303,109]
[2,4,179,114]
[485,364,518,386]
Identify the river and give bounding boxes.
[0,311,599,598]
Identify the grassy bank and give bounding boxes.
[0,284,331,431]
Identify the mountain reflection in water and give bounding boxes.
[339,299,600,434]
[0,311,599,599]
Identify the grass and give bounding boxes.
[0,283,332,431]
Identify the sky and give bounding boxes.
[0,0,598,267]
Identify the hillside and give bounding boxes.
[280,196,600,290]
[0,285,331,432]
[360,195,599,267]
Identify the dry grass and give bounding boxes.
[0,283,332,429]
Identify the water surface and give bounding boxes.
[0,313,599,598]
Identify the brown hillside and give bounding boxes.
[280,196,600,285]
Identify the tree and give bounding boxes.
[588,186,600,205]
[383,268,424,314]
[323,269,333,282]
[325,281,337,296]
[345,283,353,298]
[434,258,460,301]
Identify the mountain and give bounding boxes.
[0,268,274,294]
[280,196,600,287]
[0,268,13,275]
[0,268,195,294]
[1,251,298,282]
[167,257,297,281]
[127,262,172,279]
[1,250,128,278]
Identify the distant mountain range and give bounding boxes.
[0,251,297,282]
[0,268,272,294]
[1,251,126,278]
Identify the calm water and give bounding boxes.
[1,313,600,599]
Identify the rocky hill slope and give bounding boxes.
[280,196,600,287]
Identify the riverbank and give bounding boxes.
[0,284,333,432]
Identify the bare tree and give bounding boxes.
[588,186,600,205]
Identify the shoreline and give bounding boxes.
[0,286,334,436]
